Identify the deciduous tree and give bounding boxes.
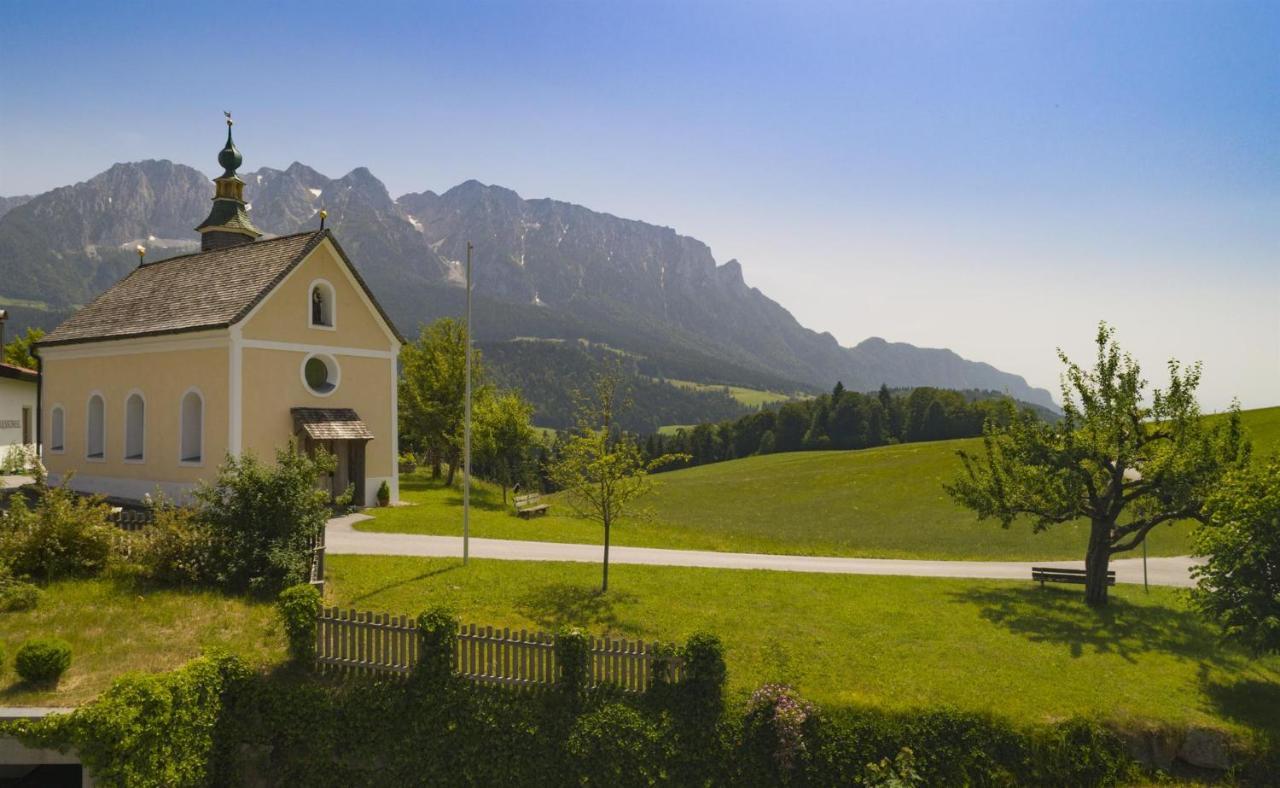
[946,323,1249,606]
[1191,456,1280,654]
[3,326,43,370]
[549,365,683,592]
[398,319,491,484]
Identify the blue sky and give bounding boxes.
[2,1,1277,408]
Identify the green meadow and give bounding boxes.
[663,378,793,408]
[326,554,1280,738]
[360,406,1279,561]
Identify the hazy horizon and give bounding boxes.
[3,1,1276,410]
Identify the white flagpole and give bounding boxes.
[463,241,473,565]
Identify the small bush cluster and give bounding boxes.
[125,446,334,596]
[0,561,40,612]
[0,483,115,581]
[188,446,333,596]
[277,584,322,664]
[15,637,72,684]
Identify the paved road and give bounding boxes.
[327,514,1199,587]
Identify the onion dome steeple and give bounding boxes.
[195,112,262,251]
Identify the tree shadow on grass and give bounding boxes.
[1201,675,1280,739]
[349,562,462,605]
[949,586,1240,667]
[515,583,641,635]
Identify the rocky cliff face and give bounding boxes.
[0,161,1055,408]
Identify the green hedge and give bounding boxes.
[4,649,1273,786]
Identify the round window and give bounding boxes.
[302,354,339,396]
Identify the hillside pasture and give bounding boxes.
[362,407,1278,561]
[663,378,794,408]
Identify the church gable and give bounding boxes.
[237,236,402,350]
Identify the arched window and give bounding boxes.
[309,280,335,328]
[180,389,204,464]
[50,406,65,453]
[86,394,105,460]
[125,392,146,461]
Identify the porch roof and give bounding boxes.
[291,407,374,441]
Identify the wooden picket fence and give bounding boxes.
[106,508,154,532]
[315,607,683,692]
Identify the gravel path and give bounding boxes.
[327,514,1199,588]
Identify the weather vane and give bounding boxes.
[224,110,233,127]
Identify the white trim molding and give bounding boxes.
[47,471,197,505]
[229,325,243,455]
[307,278,338,331]
[39,330,228,361]
[240,338,393,359]
[389,351,400,504]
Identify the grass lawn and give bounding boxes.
[0,578,285,706]
[362,406,1279,561]
[326,554,1280,738]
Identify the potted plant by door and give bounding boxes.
[376,480,391,507]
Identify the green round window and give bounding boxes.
[305,357,334,393]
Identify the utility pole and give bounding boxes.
[463,241,473,565]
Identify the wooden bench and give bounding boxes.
[1031,567,1115,587]
[514,492,549,519]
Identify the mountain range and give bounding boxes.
[0,159,1056,411]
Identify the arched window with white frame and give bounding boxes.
[180,388,204,464]
[50,405,65,453]
[309,279,335,329]
[86,393,106,460]
[124,391,146,461]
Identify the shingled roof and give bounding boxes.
[39,230,404,347]
[0,363,38,383]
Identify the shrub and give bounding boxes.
[0,483,115,580]
[278,584,322,664]
[414,607,458,684]
[1192,456,1280,655]
[555,627,590,698]
[376,480,391,507]
[1030,717,1134,786]
[566,702,669,787]
[15,637,72,683]
[741,684,817,779]
[135,503,212,586]
[0,562,40,612]
[190,445,334,596]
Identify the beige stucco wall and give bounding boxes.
[241,239,393,351]
[241,346,396,499]
[0,376,37,459]
[41,337,230,500]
